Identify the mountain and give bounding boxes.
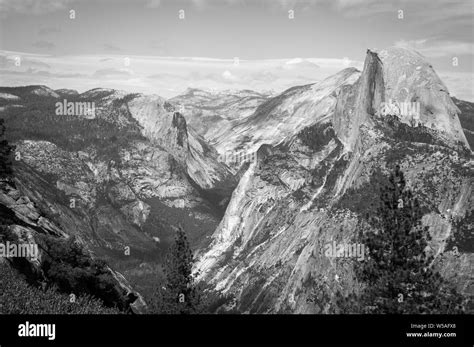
[171,70,359,172]
[282,58,320,70]
[453,97,474,149]
[0,179,145,312]
[169,88,271,154]
[55,88,80,97]
[0,47,472,314]
[193,47,473,313]
[0,86,237,302]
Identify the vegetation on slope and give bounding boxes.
[0,262,120,314]
[147,226,236,314]
[328,167,468,313]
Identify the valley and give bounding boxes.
[0,47,472,314]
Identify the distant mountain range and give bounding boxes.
[0,47,472,313]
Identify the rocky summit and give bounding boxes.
[0,47,472,313]
[193,47,473,313]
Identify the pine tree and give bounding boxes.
[151,226,205,314]
[0,119,13,180]
[338,165,465,313]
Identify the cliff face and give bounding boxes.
[0,86,237,306]
[334,48,469,152]
[376,48,468,147]
[194,47,473,313]
[0,47,472,314]
[169,89,271,144]
[0,180,146,312]
[127,95,236,196]
[333,50,383,152]
[453,97,474,149]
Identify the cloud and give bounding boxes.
[282,58,320,70]
[0,0,74,16]
[32,69,85,78]
[0,49,468,102]
[190,0,208,10]
[395,39,474,58]
[169,0,248,11]
[93,68,132,78]
[0,67,85,78]
[222,70,238,82]
[250,70,279,83]
[103,44,122,52]
[334,0,384,10]
[38,26,61,35]
[331,0,399,17]
[0,55,50,69]
[32,40,55,50]
[32,69,84,78]
[0,56,11,67]
[307,57,362,70]
[326,0,472,23]
[145,0,161,8]
[147,72,185,80]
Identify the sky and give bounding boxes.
[0,0,473,100]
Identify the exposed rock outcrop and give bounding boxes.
[194,47,473,313]
[0,182,146,312]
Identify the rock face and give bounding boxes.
[453,97,474,149]
[0,85,238,306]
[29,85,60,98]
[0,47,472,314]
[0,181,145,312]
[171,71,360,174]
[170,88,271,145]
[194,47,473,313]
[55,88,79,96]
[376,48,468,146]
[126,94,236,196]
[334,48,468,152]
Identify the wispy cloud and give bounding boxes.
[0,55,51,69]
[0,0,74,16]
[395,39,474,58]
[93,68,132,78]
[0,67,85,78]
[145,0,161,8]
[38,26,61,35]
[0,49,470,102]
[328,0,472,24]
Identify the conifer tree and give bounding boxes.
[151,226,205,314]
[338,165,465,313]
[0,119,13,180]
